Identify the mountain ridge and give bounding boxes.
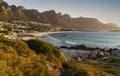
[0,0,119,30]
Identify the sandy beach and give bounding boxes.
[28,32,64,46]
[9,32,64,46]
[27,32,58,37]
[9,32,58,40]
[9,32,94,60]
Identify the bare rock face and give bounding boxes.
[62,14,71,19]
[18,6,25,10]
[41,10,60,25]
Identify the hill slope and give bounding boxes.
[0,0,119,30]
[0,36,116,76]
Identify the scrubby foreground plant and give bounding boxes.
[0,36,67,76]
[0,36,118,76]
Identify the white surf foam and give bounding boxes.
[65,41,77,45]
[45,35,61,41]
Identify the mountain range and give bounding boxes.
[0,0,119,30]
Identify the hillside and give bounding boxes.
[0,0,119,30]
[0,36,67,76]
[0,36,119,76]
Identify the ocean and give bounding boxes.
[45,31,120,49]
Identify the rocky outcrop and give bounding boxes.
[65,44,120,60]
[90,50,105,59]
[74,45,88,50]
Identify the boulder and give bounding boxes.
[90,50,97,59]
[90,50,105,59]
[75,44,88,50]
[97,50,105,57]
[60,46,68,49]
[77,57,82,62]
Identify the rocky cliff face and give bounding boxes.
[0,0,119,30]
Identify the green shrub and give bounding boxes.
[61,61,113,76]
[26,39,67,68]
[0,37,53,75]
[62,62,71,69]
[20,63,54,76]
[0,37,34,57]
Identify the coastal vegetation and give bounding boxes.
[0,36,66,76]
[61,61,113,76]
[0,36,119,76]
[26,39,67,68]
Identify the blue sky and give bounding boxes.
[4,0,120,26]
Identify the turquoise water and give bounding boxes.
[48,31,120,49]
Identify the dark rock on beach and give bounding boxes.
[61,44,120,60]
[69,44,88,50]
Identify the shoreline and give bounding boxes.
[27,32,59,37]
[9,31,120,50]
[33,32,120,60]
[9,31,120,60]
[9,31,60,40]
